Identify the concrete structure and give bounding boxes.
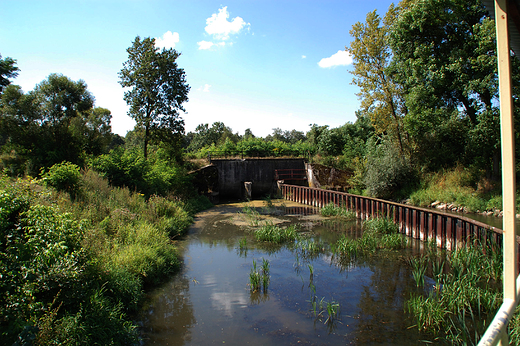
[210,158,306,199]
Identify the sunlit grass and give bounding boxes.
[254,222,300,243]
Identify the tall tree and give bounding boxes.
[0,74,109,173]
[389,0,509,175]
[119,36,190,159]
[0,54,19,93]
[347,4,408,155]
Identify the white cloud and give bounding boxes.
[301,55,306,59]
[318,50,353,68]
[198,40,215,50]
[197,40,225,50]
[205,6,249,41]
[198,84,211,92]
[155,31,180,49]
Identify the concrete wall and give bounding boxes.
[211,158,306,199]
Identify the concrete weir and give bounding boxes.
[192,158,307,200]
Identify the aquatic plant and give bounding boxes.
[298,239,325,259]
[325,300,341,324]
[409,256,427,288]
[320,202,356,220]
[249,258,270,293]
[241,202,261,226]
[249,260,261,292]
[362,216,399,235]
[238,237,247,249]
[405,241,503,344]
[254,222,299,243]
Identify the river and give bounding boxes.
[137,200,437,345]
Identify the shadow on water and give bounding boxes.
[137,201,435,345]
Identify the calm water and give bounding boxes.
[137,202,434,345]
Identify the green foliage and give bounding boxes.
[0,189,87,344]
[92,147,190,197]
[0,74,111,175]
[347,5,407,154]
[408,166,503,213]
[0,54,19,93]
[41,161,82,198]
[0,167,206,345]
[119,36,190,159]
[320,203,356,220]
[249,259,270,293]
[405,241,502,344]
[333,216,405,261]
[254,223,299,244]
[364,138,416,199]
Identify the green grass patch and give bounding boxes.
[254,222,299,244]
[320,202,357,220]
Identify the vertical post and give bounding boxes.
[496,0,518,335]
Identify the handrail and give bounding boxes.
[279,183,520,252]
[478,273,520,346]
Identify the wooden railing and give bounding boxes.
[280,184,519,255]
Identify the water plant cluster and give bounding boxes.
[236,202,520,344]
[405,240,504,344]
[320,202,357,220]
[332,216,407,260]
[307,264,341,327]
[0,168,212,345]
[254,222,300,244]
[249,258,270,293]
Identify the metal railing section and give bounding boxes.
[279,184,518,253]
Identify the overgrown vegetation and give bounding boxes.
[332,217,407,260]
[0,167,211,345]
[405,240,503,344]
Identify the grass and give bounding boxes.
[0,169,212,345]
[332,216,406,261]
[406,166,506,213]
[405,241,503,344]
[249,259,270,293]
[253,222,300,244]
[320,202,356,220]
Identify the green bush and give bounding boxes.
[363,138,416,199]
[91,147,191,197]
[0,168,203,345]
[41,161,82,198]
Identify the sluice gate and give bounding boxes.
[280,183,520,257]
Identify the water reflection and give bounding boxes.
[138,202,434,345]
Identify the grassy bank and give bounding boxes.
[407,166,508,213]
[0,169,212,345]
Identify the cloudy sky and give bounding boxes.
[1,0,396,137]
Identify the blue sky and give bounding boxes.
[1,0,396,137]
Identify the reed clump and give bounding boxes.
[405,240,503,345]
[253,222,300,244]
[320,202,357,220]
[332,216,407,259]
[249,258,270,293]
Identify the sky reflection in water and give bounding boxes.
[138,202,430,345]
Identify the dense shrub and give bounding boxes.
[91,147,191,197]
[363,138,416,199]
[0,169,211,345]
[41,161,82,198]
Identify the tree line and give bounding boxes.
[1,0,520,198]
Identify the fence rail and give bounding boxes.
[207,150,304,161]
[280,184,520,257]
